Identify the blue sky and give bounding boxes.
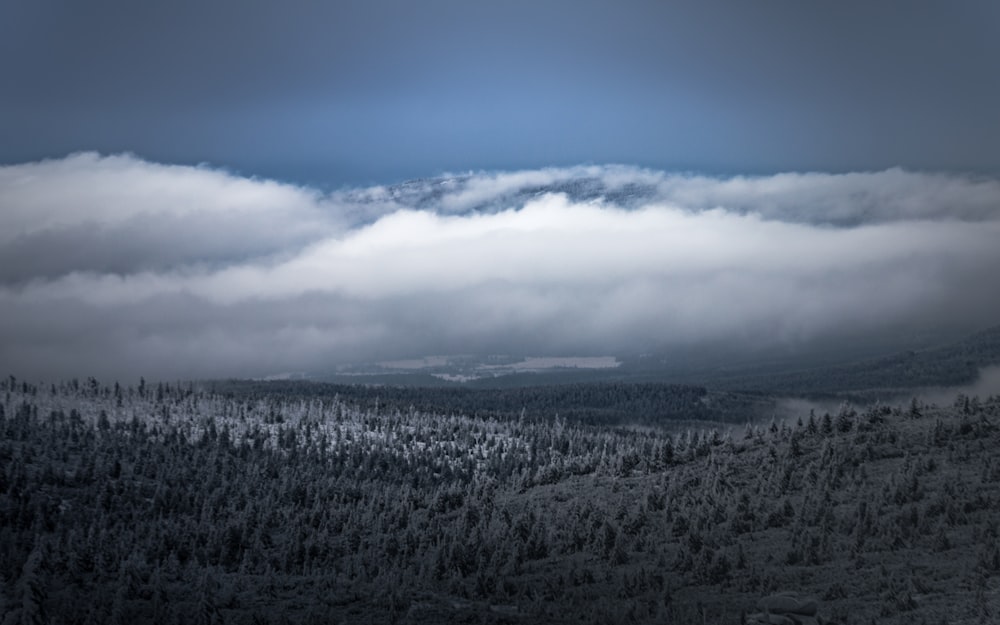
[3,1,999,187]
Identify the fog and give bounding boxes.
[920,365,1000,408]
[2,153,999,381]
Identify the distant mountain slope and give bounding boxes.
[313,324,1000,399]
[698,325,1000,395]
[373,172,659,215]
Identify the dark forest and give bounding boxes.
[2,376,999,623]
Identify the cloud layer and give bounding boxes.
[2,153,999,380]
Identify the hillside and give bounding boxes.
[310,325,1000,400]
[211,379,777,427]
[691,325,1000,396]
[2,377,1000,623]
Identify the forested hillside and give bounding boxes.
[307,325,1000,399]
[212,380,776,427]
[688,325,1000,396]
[2,377,1000,624]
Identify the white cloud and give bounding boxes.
[0,152,339,281]
[654,168,1000,224]
[1,153,999,380]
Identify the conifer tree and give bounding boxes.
[5,544,47,625]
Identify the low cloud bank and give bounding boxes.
[2,153,999,380]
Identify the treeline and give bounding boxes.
[2,376,1000,623]
[211,379,774,426]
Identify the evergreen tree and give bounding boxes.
[807,410,818,435]
[196,571,220,625]
[5,545,47,625]
[821,413,833,436]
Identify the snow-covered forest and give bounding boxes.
[2,376,1000,623]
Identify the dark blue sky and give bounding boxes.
[3,0,999,188]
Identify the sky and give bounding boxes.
[1,1,1000,381]
[3,1,1000,186]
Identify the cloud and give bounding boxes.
[653,168,1000,226]
[0,152,337,283]
[2,153,999,381]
